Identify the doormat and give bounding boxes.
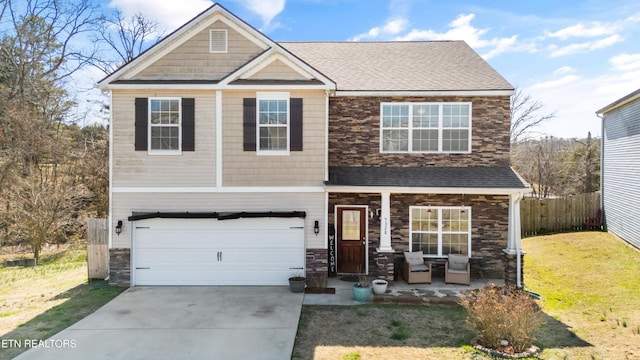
[339,275,359,282]
[305,287,336,294]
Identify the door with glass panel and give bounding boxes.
[337,207,366,273]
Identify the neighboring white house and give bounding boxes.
[596,88,640,250]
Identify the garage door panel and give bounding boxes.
[133,218,305,286]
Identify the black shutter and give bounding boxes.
[134,98,148,151]
[243,98,257,151]
[290,98,303,151]
[182,98,195,151]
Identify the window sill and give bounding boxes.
[147,150,183,156]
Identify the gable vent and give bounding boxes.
[210,29,228,53]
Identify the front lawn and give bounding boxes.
[0,249,125,360]
[292,232,640,359]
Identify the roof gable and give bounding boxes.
[98,3,334,90]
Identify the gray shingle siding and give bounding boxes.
[602,97,640,249]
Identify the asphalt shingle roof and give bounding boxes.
[280,41,513,92]
[327,166,528,189]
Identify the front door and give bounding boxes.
[337,207,366,273]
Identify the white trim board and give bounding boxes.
[112,186,326,193]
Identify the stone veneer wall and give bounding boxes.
[109,248,130,287]
[305,249,328,286]
[503,252,526,288]
[328,95,511,167]
[329,192,512,282]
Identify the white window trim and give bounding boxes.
[379,102,472,154]
[209,29,228,53]
[148,97,182,155]
[256,92,290,156]
[409,206,472,257]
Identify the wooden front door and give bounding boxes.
[337,207,366,273]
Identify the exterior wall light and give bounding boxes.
[115,220,123,236]
[314,220,320,236]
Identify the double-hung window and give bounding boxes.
[410,206,472,257]
[257,93,289,154]
[149,98,181,153]
[380,102,471,153]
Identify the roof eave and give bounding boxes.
[596,88,640,115]
[335,89,514,97]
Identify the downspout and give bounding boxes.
[514,192,524,289]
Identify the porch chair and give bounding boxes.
[445,254,470,285]
[402,251,432,284]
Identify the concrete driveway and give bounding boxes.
[14,286,304,360]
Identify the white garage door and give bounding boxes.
[132,217,305,286]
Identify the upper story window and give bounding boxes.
[149,98,181,154]
[380,102,472,153]
[257,93,290,154]
[410,206,472,257]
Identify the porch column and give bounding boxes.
[378,192,394,252]
[504,192,524,288]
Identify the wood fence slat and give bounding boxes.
[87,218,109,280]
[520,192,601,236]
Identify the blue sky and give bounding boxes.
[95,0,640,139]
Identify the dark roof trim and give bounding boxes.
[327,166,528,189]
[112,79,220,85]
[128,211,307,222]
[229,79,324,85]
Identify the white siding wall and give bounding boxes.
[603,100,640,249]
[111,192,326,249]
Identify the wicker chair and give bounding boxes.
[445,254,470,285]
[402,251,432,284]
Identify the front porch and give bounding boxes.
[302,276,504,306]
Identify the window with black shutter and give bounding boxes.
[243,96,303,153]
[134,97,195,153]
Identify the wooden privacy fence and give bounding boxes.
[520,192,601,236]
[87,218,108,280]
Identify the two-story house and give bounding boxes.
[98,3,529,288]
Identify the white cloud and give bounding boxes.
[548,34,623,57]
[108,0,212,32]
[544,22,616,40]
[554,66,576,75]
[610,53,640,71]
[350,18,408,41]
[525,68,640,138]
[234,0,285,29]
[392,13,518,59]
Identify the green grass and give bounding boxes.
[0,249,125,360]
[524,232,640,359]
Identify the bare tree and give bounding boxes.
[93,10,162,75]
[510,87,556,143]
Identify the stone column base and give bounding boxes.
[109,248,131,287]
[503,251,525,288]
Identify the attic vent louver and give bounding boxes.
[210,29,228,53]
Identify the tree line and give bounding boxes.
[0,0,160,259]
[0,0,600,259]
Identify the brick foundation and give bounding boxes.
[109,248,131,287]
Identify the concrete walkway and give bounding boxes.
[13,286,303,360]
[303,277,503,306]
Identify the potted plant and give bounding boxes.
[371,278,388,295]
[288,272,306,293]
[352,275,372,302]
